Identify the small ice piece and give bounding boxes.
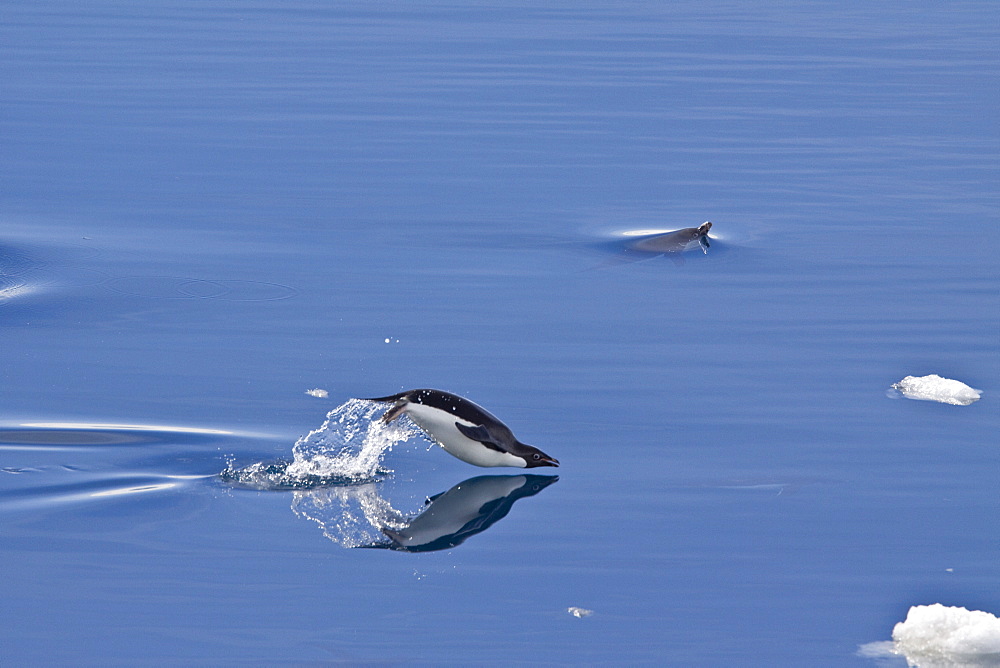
[567,607,593,618]
[305,388,329,398]
[891,374,981,406]
[892,604,1000,664]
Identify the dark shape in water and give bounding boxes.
[629,221,713,255]
[363,389,558,468]
[592,221,716,270]
[360,474,558,552]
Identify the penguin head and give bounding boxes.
[520,445,559,468]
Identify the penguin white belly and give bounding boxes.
[403,403,527,468]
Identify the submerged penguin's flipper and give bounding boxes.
[455,423,507,453]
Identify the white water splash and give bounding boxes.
[222,399,419,489]
[287,398,418,481]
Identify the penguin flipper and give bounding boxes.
[358,392,411,423]
[379,402,407,424]
[381,527,408,545]
[455,423,507,453]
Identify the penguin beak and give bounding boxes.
[538,455,559,467]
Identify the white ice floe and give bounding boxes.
[305,388,329,398]
[567,607,594,618]
[860,604,1000,667]
[891,374,981,406]
[896,604,1000,666]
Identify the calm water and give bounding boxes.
[2,2,998,665]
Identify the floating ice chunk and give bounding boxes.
[891,604,1000,666]
[892,374,981,406]
[305,388,329,398]
[567,607,593,618]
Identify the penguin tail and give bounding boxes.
[359,391,409,403]
[358,392,409,423]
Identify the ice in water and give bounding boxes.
[894,604,1000,656]
[891,374,982,406]
[859,604,1000,666]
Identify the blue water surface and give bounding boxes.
[2,1,998,665]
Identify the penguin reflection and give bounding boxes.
[362,474,558,553]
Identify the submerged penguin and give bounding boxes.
[629,221,712,255]
[362,389,559,468]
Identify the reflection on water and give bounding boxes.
[372,474,559,552]
[293,474,558,552]
[0,243,44,305]
[291,481,411,548]
[0,475,201,511]
[1,238,298,313]
[103,276,299,301]
[0,423,239,448]
[0,240,109,308]
[0,423,234,510]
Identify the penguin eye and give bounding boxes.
[533,453,540,460]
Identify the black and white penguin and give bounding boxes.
[362,389,559,468]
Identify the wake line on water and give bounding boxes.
[221,399,419,489]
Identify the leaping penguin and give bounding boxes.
[362,389,559,468]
